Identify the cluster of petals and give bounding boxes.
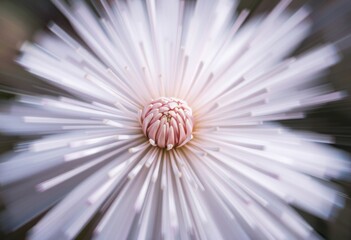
[140,97,194,150]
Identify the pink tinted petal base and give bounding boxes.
[140,97,194,150]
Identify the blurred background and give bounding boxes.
[0,0,351,239]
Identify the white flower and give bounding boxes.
[0,0,350,239]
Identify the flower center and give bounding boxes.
[139,97,194,150]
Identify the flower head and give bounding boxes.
[0,0,350,239]
[140,97,194,150]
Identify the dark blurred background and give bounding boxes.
[0,0,351,239]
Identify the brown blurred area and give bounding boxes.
[1,0,351,239]
[0,0,65,95]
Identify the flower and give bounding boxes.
[0,0,350,239]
